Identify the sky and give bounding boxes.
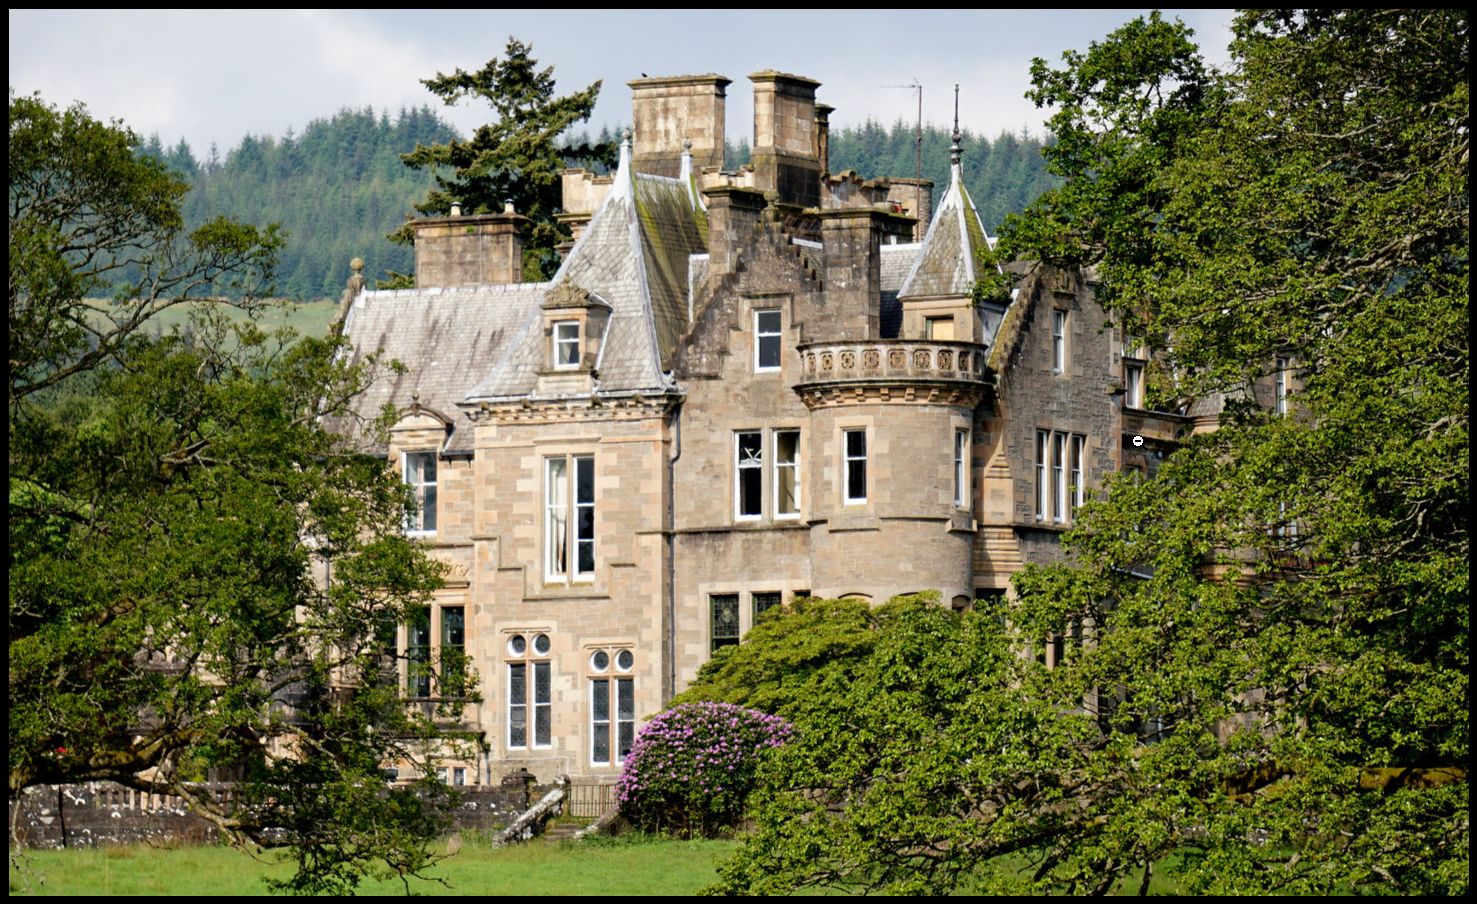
[9,10,1234,155]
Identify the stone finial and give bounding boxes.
[950,84,963,172]
[503,199,515,214]
[542,277,611,311]
[617,127,633,176]
[449,201,462,217]
[350,257,364,274]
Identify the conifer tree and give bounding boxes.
[397,38,615,279]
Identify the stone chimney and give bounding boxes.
[411,205,528,288]
[702,185,767,280]
[886,179,933,243]
[628,74,730,178]
[750,71,821,208]
[817,207,914,339]
[814,103,833,175]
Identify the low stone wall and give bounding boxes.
[9,780,557,849]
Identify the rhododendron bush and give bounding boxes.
[616,702,792,836]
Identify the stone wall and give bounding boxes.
[8,781,552,848]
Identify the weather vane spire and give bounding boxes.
[950,84,962,169]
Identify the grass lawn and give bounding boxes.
[87,298,341,341]
[8,835,736,896]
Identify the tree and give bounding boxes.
[615,702,792,837]
[711,10,1468,895]
[9,94,468,894]
[701,596,1078,895]
[397,38,615,279]
[9,92,282,404]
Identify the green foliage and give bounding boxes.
[9,94,470,894]
[998,8,1467,894]
[9,92,282,402]
[702,595,1072,895]
[674,596,877,716]
[397,38,615,279]
[714,10,1467,895]
[168,106,457,299]
[615,702,792,838]
[826,121,1059,232]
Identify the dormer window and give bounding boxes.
[539,280,609,378]
[554,321,581,369]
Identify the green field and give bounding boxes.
[89,298,341,341]
[8,835,736,896]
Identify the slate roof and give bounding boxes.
[336,282,547,452]
[897,148,992,300]
[465,138,697,403]
[880,242,921,337]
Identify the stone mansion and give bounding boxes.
[336,71,1206,784]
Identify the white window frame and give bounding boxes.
[1052,433,1068,523]
[402,451,437,536]
[1274,357,1289,415]
[1036,431,1049,521]
[553,320,581,370]
[735,432,763,521]
[589,654,635,767]
[754,309,782,373]
[406,605,431,697]
[774,429,801,519]
[1036,430,1087,524]
[1124,361,1144,410]
[439,604,467,699]
[545,455,595,583]
[1051,309,1068,375]
[507,635,552,750]
[954,429,969,509]
[1071,435,1086,514]
[843,429,868,505]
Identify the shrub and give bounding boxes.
[615,702,792,837]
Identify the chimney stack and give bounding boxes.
[750,71,821,208]
[816,207,914,339]
[628,74,730,178]
[814,103,833,176]
[411,206,528,288]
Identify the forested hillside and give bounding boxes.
[147,115,1053,300]
[139,106,457,299]
[828,122,1058,234]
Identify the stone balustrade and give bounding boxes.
[796,340,989,386]
[793,340,991,407]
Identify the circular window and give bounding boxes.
[615,649,634,672]
[507,634,526,656]
[533,633,551,656]
[590,650,609,672]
